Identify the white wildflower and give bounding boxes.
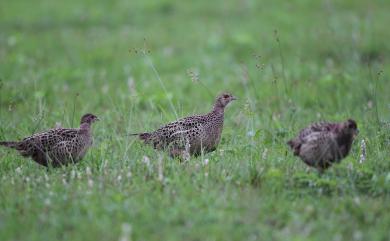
[127,76,136,95]
[15,167,22,174]
[359,139,366,164]
[88,178,94,188]
[262,148,268,160]
[367,101,373,109]
[157,154,164,182]
[142,156,150,167]
[86,166,92,176]
[126,171,132,179]
[70,170,76,179]
[203,158,209,166]
[118,223,132,241]
[247,131,255,137]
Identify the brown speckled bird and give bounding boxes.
[131,92,237,158]
[0,113,99,167]
[287,119,358,172]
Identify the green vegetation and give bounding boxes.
[0,0,389,240]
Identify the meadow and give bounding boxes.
[0,0,389,240]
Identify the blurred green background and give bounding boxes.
[0,0,389,240]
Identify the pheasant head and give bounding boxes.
[80,113,100,128]
[213,92,237,112]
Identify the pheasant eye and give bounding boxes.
[223,94,230,98]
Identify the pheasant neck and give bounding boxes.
[80,123,91,131]
[212,105,225,116]
[336,133,353,150]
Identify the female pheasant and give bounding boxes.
[287,119,358,172]
[0,113,99,167]
[131,92,236,158]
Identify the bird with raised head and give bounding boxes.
[287,119,358,173]
[131,92,237,159]
[0,113,99,167]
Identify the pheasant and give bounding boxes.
[287,119,358,172]
[0,113,99,167]
[131,92,237,158]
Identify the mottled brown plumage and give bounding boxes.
[287,119,358,172]
[132,92,236,158]
[0,113,99,167]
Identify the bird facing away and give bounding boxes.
[131,92,237,159]
[0,113,99,167]
[287,119,358,172]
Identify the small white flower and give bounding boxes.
[247,131,255,137]
[54,122,62,128]
[126,171,132,179]
[119,223,132,241]
[157,154,164,182]
[88,179,94,188]
[15,167,22,174]
[70,170,76,179]
[142,156,150,167]
[117,175,122,182]
[262,148,268,160]
[203,159,209,166]
[127,76,136,95]
[359,139,366,164]
[86,166,92,176]
[354,196,361,205]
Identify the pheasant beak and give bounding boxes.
[231,96,237,101]
[95,117,101,121]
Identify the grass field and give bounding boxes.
[0,0,390,240]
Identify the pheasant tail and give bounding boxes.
[0,141,18,148]
[129,132,151,141]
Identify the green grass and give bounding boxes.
[0,0,390,240]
